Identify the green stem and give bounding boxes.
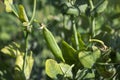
[23,31,29,72]
[22,0,36,70]
[91,17,95,37]
[72,17,79,50]
[89,0,94,10]
[89,38,107,49]
[29,0,36,25]
[88,0,95,38]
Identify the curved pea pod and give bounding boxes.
[42,26,65,62]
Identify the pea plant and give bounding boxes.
[1,0,36,80]
[44,0,120,80]
[1,0,120,80]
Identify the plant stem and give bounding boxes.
[89,38,107,49]
[88,0,95,38]
[23,31,29,72]
[22,0,36,71]
[72,17,79,50]
[29,0,36,25]
[91,17,95,37]
[89,0,94,10]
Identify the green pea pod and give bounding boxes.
[42,25,64,62]
[18,5,29,22]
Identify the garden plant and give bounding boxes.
[0,0,120,80]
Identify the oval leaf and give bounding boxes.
[4,0,13,12]
[79,51,94,68]
[45,59,63,79]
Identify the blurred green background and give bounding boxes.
[0,0,120,80]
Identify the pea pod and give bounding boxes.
[42,25,64,62]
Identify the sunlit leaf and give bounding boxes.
[25,51,34,79]
[79,51,95,68]
[4,0,13,12]
[15,55,24,71]
[59,63,74,78]
[14,51,34,80]
[95,0,108,13]
[14,54,26,80]
[18,5,29,22]
[92,46,101,61]
[77,33,86,50]
[1,42,21,57]
[45,59,63,79]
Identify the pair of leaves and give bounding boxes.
[91,0,108,16]
[1,42,34,80]
[14,52,34,80]
[4,0,29,23]
[1,42,22,57]
[4,0,13,12]
[79,46,101,68]
[61,2,88,16]
[45,59,73,80]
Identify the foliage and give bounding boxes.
[0,0,120,80]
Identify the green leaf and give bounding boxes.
[14,55,24,71]
[25,51,34,79]
[79,51,95,68]
[14,54,26,80]
[1,42,21,57]
[11,4,19,17]
[84,70,95,79]
[92,46,101,61]
[14,51,34,80]
[45,59,63,80]
[61,40,77,65]
[78,46,101,68]
[77,33,86,50]
[18,5,29,22]
[76,69,95,79]
[59,63,74,79]
[78,4,88,14]
[95,0,108,13]
[4,0,13,12]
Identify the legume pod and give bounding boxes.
[42,25,64,62]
